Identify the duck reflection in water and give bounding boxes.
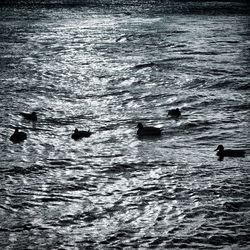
[71,128,91,140]
[215,144,246,161]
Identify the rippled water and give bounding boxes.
[0,1,250,249]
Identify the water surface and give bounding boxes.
[0,1,249,249]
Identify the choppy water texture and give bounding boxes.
[0,1,250,249]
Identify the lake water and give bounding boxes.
[0,1,249,249]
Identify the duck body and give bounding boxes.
[71,128,91,140]
[168,108,181,118]
[215,145,246,157]
[10,128,27,143]
[20,111,37,122]
[137,123,161,137]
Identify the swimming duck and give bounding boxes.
[71,128,91,140]
[215,145,246,157]
[10,128,27,143]
[137,123,162,137]
[168,108,181,118]
[20,111,37,122]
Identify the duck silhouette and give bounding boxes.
[215,145,246,158]
[168,108,181,118]
[137,123,162,137]
[20,111,37,122]
[10,128,27,143]
[71,128,91,140]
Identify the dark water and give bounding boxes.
[0,1,250,249]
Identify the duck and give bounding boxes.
[10,128,27,143]
[20,111,37,122]
[71,128,91,140]
[168,108,181,118]
[137,123,162,137]
[215,144,246,157]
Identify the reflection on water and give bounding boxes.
[0,1,250,249]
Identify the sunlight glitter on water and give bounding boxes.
[0,2,250,249]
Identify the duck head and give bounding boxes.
[137,123,143,129]
[215,144,224,152]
